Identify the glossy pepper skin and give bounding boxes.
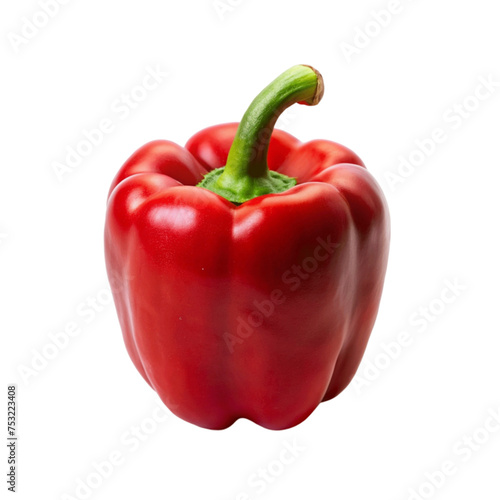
[105,66,390,430]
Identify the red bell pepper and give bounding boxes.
[105,65,390,430]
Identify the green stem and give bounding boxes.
[197,65,324,204]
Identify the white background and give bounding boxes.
[1,0,499,498]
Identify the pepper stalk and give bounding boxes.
[197,64,324,204]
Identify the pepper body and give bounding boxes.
[105,122,389,430]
